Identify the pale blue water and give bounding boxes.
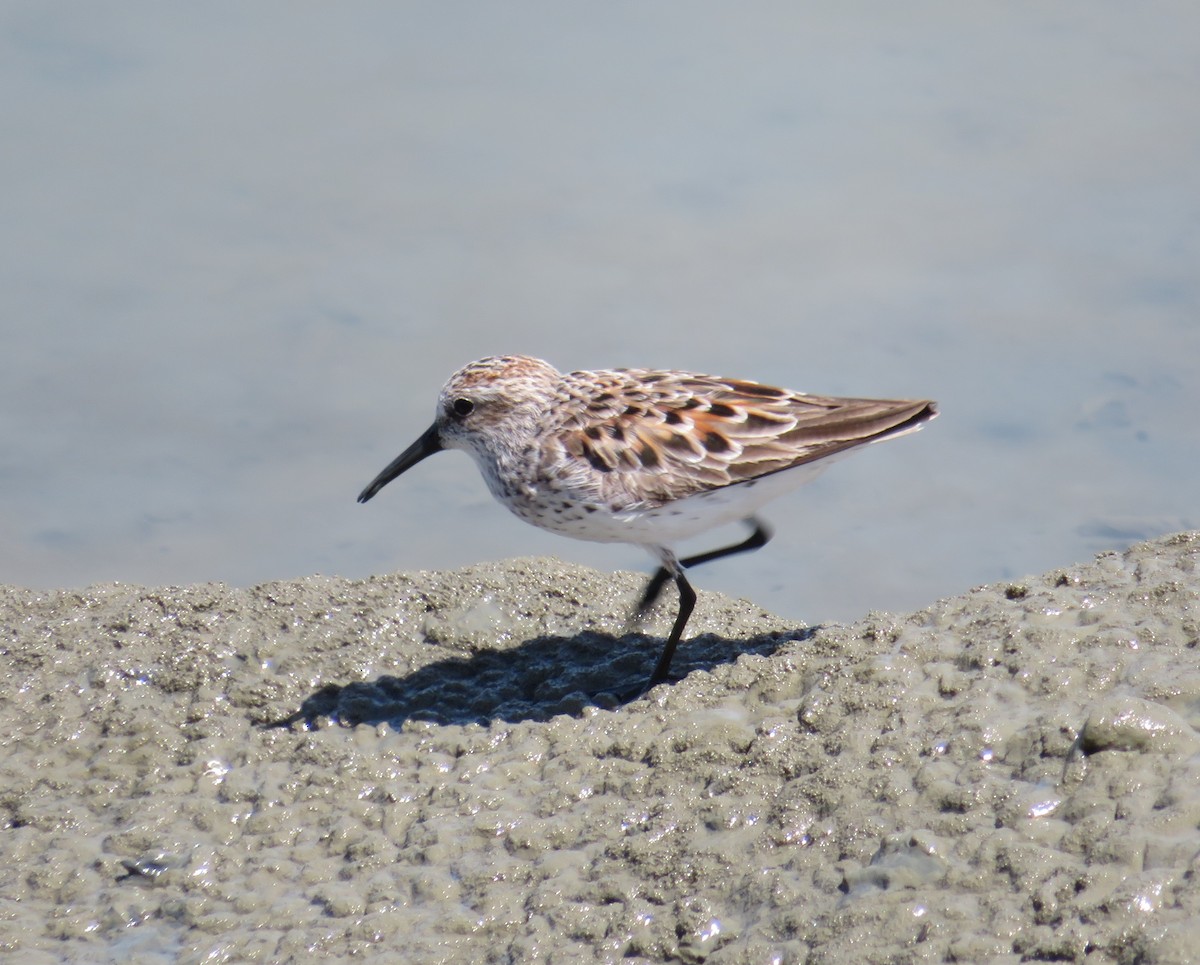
[2,3,1197,622]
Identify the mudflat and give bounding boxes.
[2,534,1198,963]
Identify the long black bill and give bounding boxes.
[357,423,443,503]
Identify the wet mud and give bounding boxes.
[2,534,1198,963]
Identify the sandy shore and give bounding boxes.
[1,533,1198,964]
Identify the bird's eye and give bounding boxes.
[451,398,475,417]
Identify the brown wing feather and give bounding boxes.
[551,370,935,510]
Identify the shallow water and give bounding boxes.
[1,533,1198,962]
[2,4,1199,620]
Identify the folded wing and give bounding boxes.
[553,371,937,509]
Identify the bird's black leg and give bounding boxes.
[635,567,674,620]
[647,564,697,688]
[678,517,772,570]
[636,518,773,690]
[635,517,773,617]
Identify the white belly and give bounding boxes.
[509,459,834,548]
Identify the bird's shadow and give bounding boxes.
[264,626,815,730]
